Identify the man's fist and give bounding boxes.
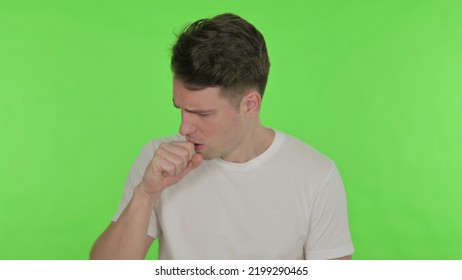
[138,141,203,197]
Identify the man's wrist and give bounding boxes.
[133,183,160,208]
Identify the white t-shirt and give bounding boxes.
[113,130,354,259]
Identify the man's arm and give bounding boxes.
[90,141,203,260]
[90,186,157,259]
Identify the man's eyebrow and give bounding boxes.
[172,99,214,114]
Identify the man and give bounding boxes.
[90,13,354,260]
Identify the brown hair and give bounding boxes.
[171,13,270,108]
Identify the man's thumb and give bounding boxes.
[191,153,203,169]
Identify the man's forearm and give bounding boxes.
[90,185,157,259]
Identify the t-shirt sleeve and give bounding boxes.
[111,140,161,239]
[304,163,354,259]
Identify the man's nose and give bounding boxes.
[179,113,196,136]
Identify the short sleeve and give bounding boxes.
[304,164,354,259]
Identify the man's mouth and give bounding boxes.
[193,143,205,152]
[187,137,205,152]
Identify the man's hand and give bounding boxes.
[139,141,203,197]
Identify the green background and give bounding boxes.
[1,0,461,260]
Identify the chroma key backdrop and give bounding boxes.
[1,0,461,259]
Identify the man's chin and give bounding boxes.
[198,153,213,161]
[196,150,219,161]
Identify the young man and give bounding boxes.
[90,13,354,260]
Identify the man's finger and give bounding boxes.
[190,153,203,169]
[179,153,203,178]
[170,141,195,160]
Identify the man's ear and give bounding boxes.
[241,91,262,118]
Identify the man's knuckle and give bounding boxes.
[163,162,175,174]
[178,148,190,158]
[170,156,183,167]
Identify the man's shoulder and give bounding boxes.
[276,131,334,171]
[142,134,185,151]
[149,134,185,145]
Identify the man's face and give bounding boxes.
[173,79,248,161]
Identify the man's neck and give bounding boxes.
[222,125,275,163]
